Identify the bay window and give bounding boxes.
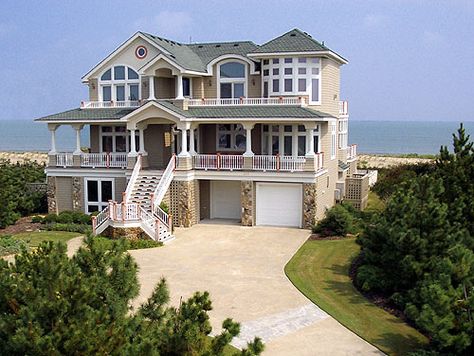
[99,65,140,102]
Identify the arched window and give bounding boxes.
[99,65,140,102]
[218,61,246,99]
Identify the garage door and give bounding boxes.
[256,183,302,227]
[210,181,241,219]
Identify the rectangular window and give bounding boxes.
[298,78,306,92]
[115,136,127,152]
[311,68,319,75]
[217,124,245,151]
[284,136,292,156]
[129,84,139,100]
[314,136,319,153]
[102,86,111,101]
[220,83,232,98]
[298,136,306,156]
[284,68,292,75]
[272,58,279,64]
[116,85,125,101]
[298,67,306,75]
[182,78,191,97]
[284,58,293,63]
[85,179,114,214]
[298,57,307,63]
[263,59,269,65]
[263,81,268,97]
[101,181,112,202]
[272,136,279,155]
[272,79,279,92]
[311,58,320,63]
[273,68,279,75]
[87,180,98,203]
[284,79,292,92]
[311,79,319,102]
[234,83,244,98]
[102,136,113,152]
[263,69,269,76]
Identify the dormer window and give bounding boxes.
[218,61,247,98]
[99,65,140,102]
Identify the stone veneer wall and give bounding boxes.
[241,181,253,226]
[169,180,198,227]
[303,183,317,229]
[72,177,82,211]
[47,176,57,214]
[102,226,146,240]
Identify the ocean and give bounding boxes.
[0,119,473,155]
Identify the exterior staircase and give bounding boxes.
[92,155,176,243]
[128,171,163,212]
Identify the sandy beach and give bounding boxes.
[0,151,434,169]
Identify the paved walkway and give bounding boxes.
[130,224,382,355]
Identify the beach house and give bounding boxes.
[36,28,366,241]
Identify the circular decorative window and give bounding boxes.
[135,46,147,59]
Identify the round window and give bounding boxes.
[135,46,147,59]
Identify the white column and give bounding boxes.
[148,76,156,100]
[305,127,315,157]
[72,125,83,155]
[176,73,184,99]
[48,124,58,154]
[243,123,254,157]
[129,129,137,156]
[189,126,197,155]
[178,125,190,157]
[138,127,146,154]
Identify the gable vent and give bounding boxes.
[215,44,221,47]
[290,33,296,37]
[233,43,239,47]
[198,45,203,48]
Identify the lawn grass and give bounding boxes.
[285,238,428,355]
[13,231,80,247]
[366,191,385,213]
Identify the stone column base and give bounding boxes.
[303,183,317,229]
[47,176,57,214]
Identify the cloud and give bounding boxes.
[363,13,387,28]
[133,11,193,41]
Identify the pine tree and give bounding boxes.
[0,239,264,355]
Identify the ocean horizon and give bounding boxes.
[0,119,472,155]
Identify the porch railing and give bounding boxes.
[314,152,324,172]
[81,100,141,109]
[192,154,244,171]
[56,153,73,167]
[252,155,306,172]
[81,153,128,168]
[187,97,306,107]
[151,155,176,209]
[339,100,349,116]
[347,144,357,160]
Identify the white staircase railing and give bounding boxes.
[151,155,176,208]
[92,205,111,235]
[124,155,141,202]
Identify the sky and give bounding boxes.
[0,0,473,122]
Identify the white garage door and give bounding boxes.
[256,183,302,227]
[210,181,241,219]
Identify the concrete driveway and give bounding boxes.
[130,224,381,355]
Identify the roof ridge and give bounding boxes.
[259,28,329,50]
[188,40,256,46]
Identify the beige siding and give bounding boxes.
[318,121,338,219]
[145,124,172,169]
[199,124,216,153]
[90,125,100,152]
[56,177,73,212]
[248,73,261,98]
[308,58,340,116]
[155,77,175,99]
[203,66,218,98]
[115,177,127,202]
[141,77,149,100]
[192,77,205,99]
[88,78,98,101]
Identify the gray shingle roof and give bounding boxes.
[36,108,136,121]
[252,28,329,53]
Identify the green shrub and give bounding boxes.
[159,202,169,214]
[0,235,28,256]
[44,223,91,234]
[312,204,354,236]
[41,211,92,225]
[31,215,44,224]
[93,236,162,250]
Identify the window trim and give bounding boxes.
[98,64,141,102]
[261,124,320,156]
[338,118,348,149]
[99,125,138,153]
[84,178,115,214]
[217,59,248,99]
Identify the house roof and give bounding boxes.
[36,101,335,122]
[338,160,350,172]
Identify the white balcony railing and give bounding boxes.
[252,155,306,172]
[52,152,127,169]
[56,153,73,167]
[192,154,244,171]
[339,100,349,116]
[81,100,141,109]
[347,144,357,160]
[314,152,324,172]
[188,97,307,107]
[81,153,128,168]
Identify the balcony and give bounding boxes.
[187,97,308,107]
[339,100,349,116]
[80,100,141,109]
[52,152,128,168]
[186,153,325,173]
[347,144,357,161]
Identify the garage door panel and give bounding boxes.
[211,181,241,219]
[256,183,302,227]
